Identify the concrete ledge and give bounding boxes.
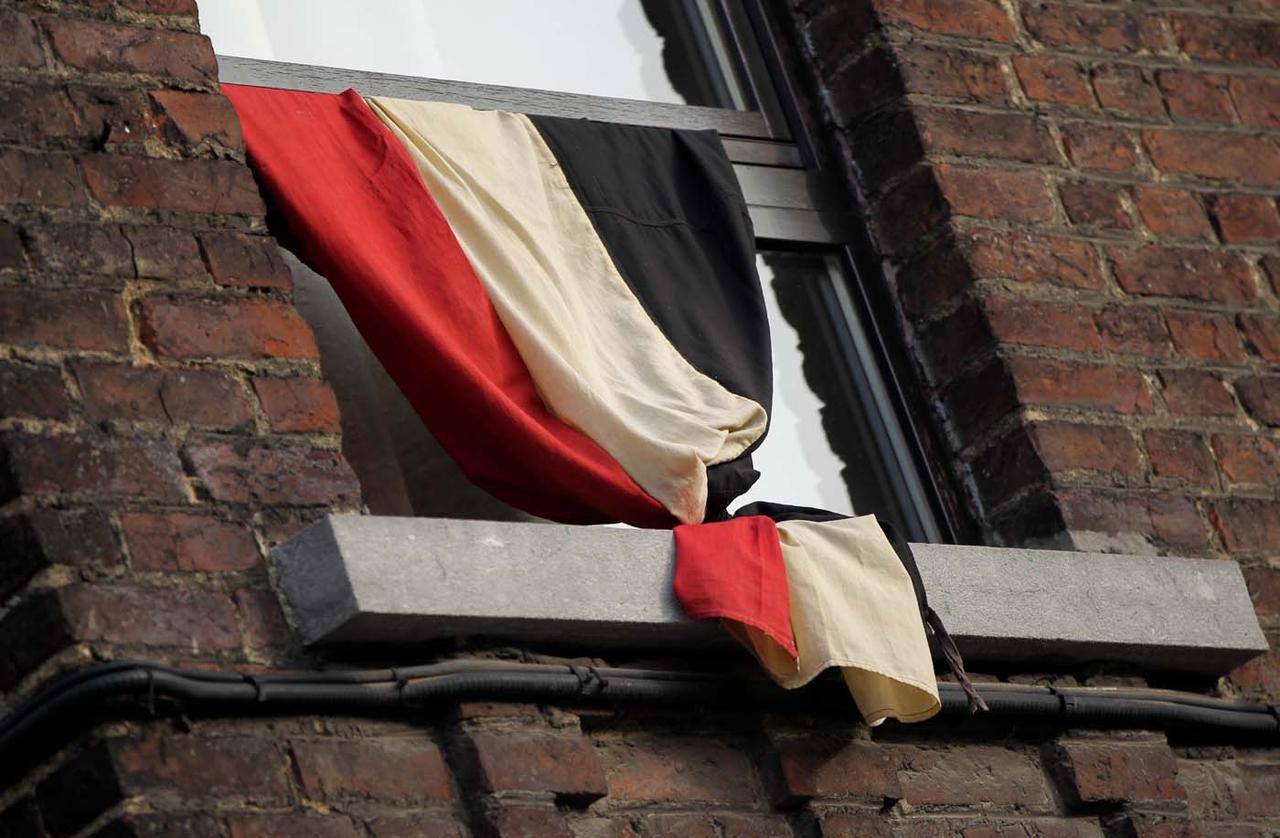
[274,516,1268,675]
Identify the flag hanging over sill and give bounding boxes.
[225,84,982,725]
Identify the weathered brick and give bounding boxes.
[477,803,572,838]
[1237,375,1280,425]
[1144,129,1280,186]
[770,736,901,802]
[0,149,87,207]
[364,813,466,838]
[944,357,1020,443]
[1,508,121,599]
[62,583,241,648]
[640,814,718,838]
[1,432,187,501]
[66,85,156,148]
[1057,489,1210,553]
[0,360,70,420]
[1061,123,1139,172]
[1234,762,1280,817]
[235,588,290,649]
[984,298,1103,352]
[1093,64,1166,119]
[870,166,948,253]
[1230,76,1280,129]
[76,364,254,429]
[198,231,292,290]
[1239,314,1280,363]
[1212,433,1280,485]
[1096,306,1174,358]
[1265,255,1280,297]
[1210,498,1280,553]
[1243,564,1280,621]
[1158,369,1237,416]
[82,154,263,215]
[877,0,1014,42]
[24,222,134,276]
[1164,310,1245,362]
[1144,430,1217,486]
[0,8,46,70]
[119,0,199,14]
[1059,181,1134,231]
[805,1,876,71]
[123,225,205,280]
[1008,357,1153,413]
[898,745,1052,810]
[826,48,903,128]
[1131,186,1214,239]
[121,511,258,572]
[719,815,794,838]
[252,376,341,433]
[964,227,1104,290]
[0,590,74,688]
[1108,245,1255,303]
[598,736,757,805]
[815,812,894,838]
[35,742,124,836]
[138,297,319,360]
[292,738,452,802]
[919,302,991,382]
[1024,4,1165,53]
[896,42,1009,104]
[462,727,606,800]
[1168,14,1280,68]
[1209,193,1280,243]
[1013,55,1094,107]
[227,815,363,838]
[0,85,80,145]
[936,165,1055,222]
[0,222,21,271]
[1156,70,1235,124]
[1230,643,1280,695]
[0,799,44,838]
[1036,422,1142,476]
[150,89,242,150]
[92,813,224,838]
[916,107,1058,163]
[184,442,359,506]
[43,17,216,83]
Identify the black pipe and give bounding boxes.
[2,660,1276,789]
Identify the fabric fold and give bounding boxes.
[365,96,767,525]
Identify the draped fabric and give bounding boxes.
[225,83,951,725]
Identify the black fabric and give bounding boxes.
[531,114,771,518]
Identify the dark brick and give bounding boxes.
[0,591,74,688]
[1,508,121,599]
[1158,369,1237,416]
[1056,739,1184,805]
[1237,375,1280,426]
[598,736,757,805]
[476,803,571,838]
[462,727,606,800]
[91,813,223,838]
[1057,489,1210,553]
[227,815,363,838]
[1061,123,1139,172]
[121,511,258,572]
[184,442,360,506]
[916,107,1058,163]
[198,231,292,289]
[44,17,216,83]
[1,432,187,501]
[1144,430,1217,486]
[150,89,242,150]
[1212,434,1280,485]
[985,298,1103,352]
[0,149,87,208]
[944,357,1020,444]
[82,154,263,215]
[896,42,1009,104]
[869,166,948,253]
[770,736,901,803]
[66,85,156,148]
[0,85,79,145]
[1230,76,1280,128]
[62,584,241,648]
[138,296,319,360]
[898,745,1052,810]
[1243,564,1280,621]
[292,738,452,802]
[364,813,465,838]
[1240,314,1280,362]
[1093,64,1165,119]
[963,227,1104,289]
[1096,306,1174,358]
[0,360,70,420]
[1168,14,1280,68]
[24,223,134,276]
[1109,245,1255,303]
[1210,498,1280,553]
[1059,181,1134,231]
[123,225,205,280]
[0,8,46,70]
[0,289,130,350]
[0,798,44,838]
[1013,55,1094,106]
[1143,129,1280,186]
[35,743,124,837]
[235,588,290,649]
[1157,70,1235,124]
[76,364,253,429]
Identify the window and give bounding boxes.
[203,0,949,542]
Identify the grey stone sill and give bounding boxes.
[274,515,1268,676]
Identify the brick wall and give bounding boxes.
[0,0,1278,836]
[782,0,1280,696]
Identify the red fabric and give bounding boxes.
[224,84,672,527]
[674,516,797,658]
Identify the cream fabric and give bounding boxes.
[366,96,766,525]
[750,516,940,725]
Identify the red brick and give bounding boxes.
[935,165,1055,222]
[1036,422,1142,476]
[113,732,289,800]
[1096,306,1174,357]
[877,0,1014,42]
[1159,369,1238,416]
[1131,186,1214,239]
[1230,644,1280,694]
[228,814,363,838]
[896,42,1009,104]
[1,432,186,500]
[1144,430,1217,486]
[1092,64,1166,119]
[1056,739,1184,804]
[88,814,223,838]
[1168,14,1280,68]
[463,728,606,799]
[961,822,1104,838]
[0,149,87,207]
[292,738,452,802]
[82,154,263,215]
[25,222,134,276]
[1243,564,1280,620]
[0,85,80,145]
[599,736,757,805]
[1230,76,1280,129]
[1059,181,1134,231]
[1212,433,1280,485]
[253,376,341,433]
[640,814,718,838]
[1164,310,1245,362]
[62,583,240,647]
[124,225,205,280]
[236,588,290,649]
[964,228,1104,289]
[1209,498,1280,553]
[66,85,157,148]
[150,89,242,150]
[1109,245,1255,303]
[1209,193,1280,242]
[0,8,45,69]
[1013,55,1094,107]
[1237,375,1280,425]
[480,803,572,838]
[1144,129,1280,186]
[22,507,123,572]
[121,511,258,572]
[1107,814,1202,838]
[43,17,216,83]
[1023,4,1165,53]
[1058,489,1210,552]
[984,299,1103,352]
[719,815,794,838]
[1265,255,1280,296]
[76,364,254,429]
[898,745,1051,810]
[1009,357,1153,413]
[1061,123,1139,172]
[916,107,1058,163]
[771,736,901,802]
[184,442,360,506]
[365,813,465,838]
[138,297,319,360]
[815,813,894,838]
[198,231,292,290]
[0,361,69,420]
[1239,314,1280,363]
[1156,70,1235,124]
[119,0,199,14]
